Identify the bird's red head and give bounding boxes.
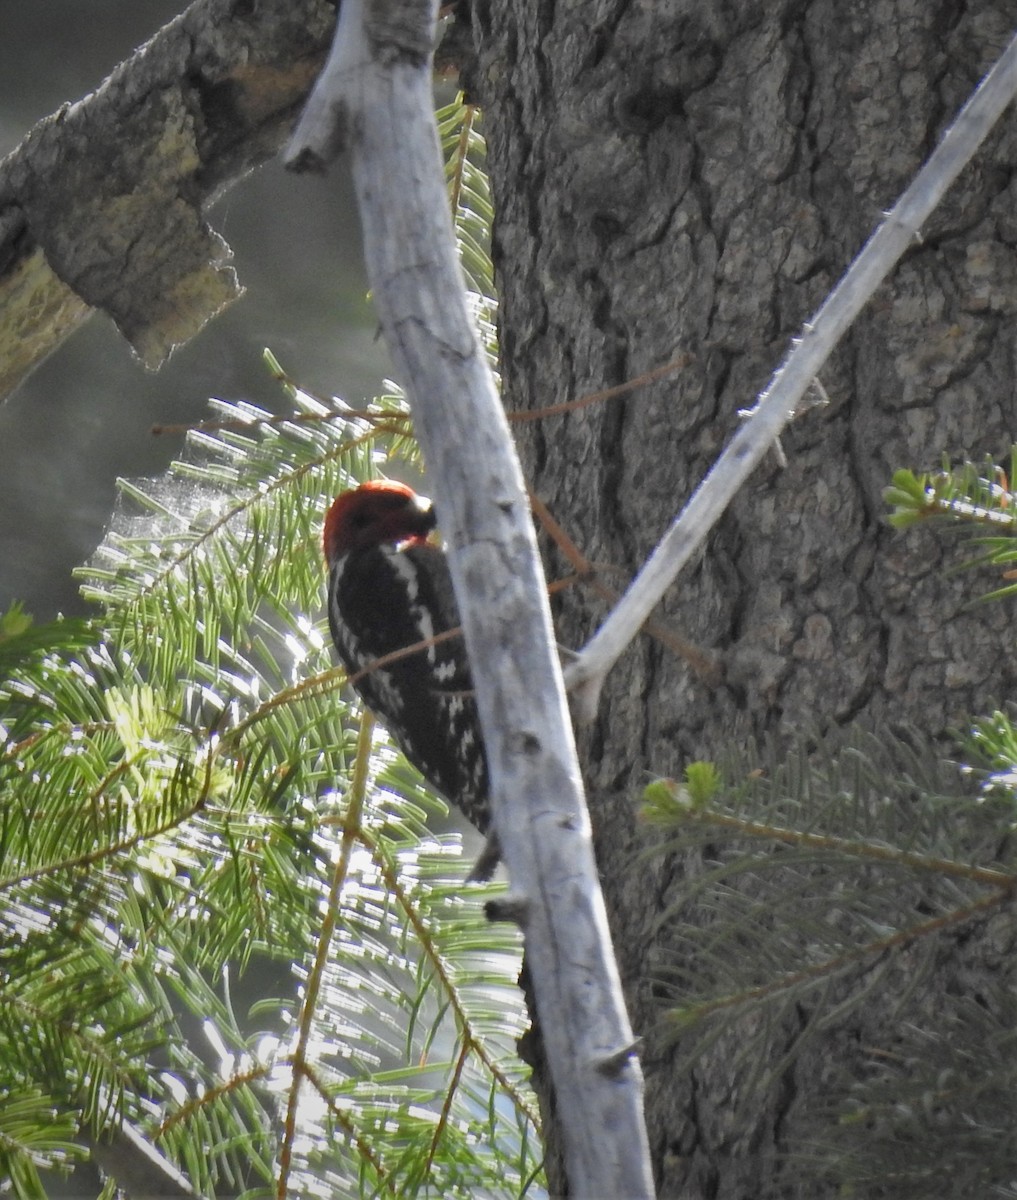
[323,480,437,564]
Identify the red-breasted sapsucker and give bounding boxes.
[323,480,495,875]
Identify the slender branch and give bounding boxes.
[277,711,375,1200]
[155,1061,274,1136]
[285,2,654,1193]
[447,105,479,217]
[511,353,692,423]
[425,1035,472,1175]
[669,886,1015,1028]
[678,803,1017,890]
[300,1061,397,1193]
[529,490,722,684]
[563,28,1017,721]
[150,351,686,437]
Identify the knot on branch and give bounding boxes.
[594,1038,643,1078]
[366,0,436,65]
[484,893,530,926]
[508,730,543,757]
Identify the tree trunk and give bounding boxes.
[471,1,1017,1195]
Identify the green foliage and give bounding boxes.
[0,602,32,641]
[642,761,721,819]
[885,451,1017,600]
[438,95,498,371]
[0,603,93,678]
[0,97,537,1199]
[967,708,1017,792]
[649,449,1017,1189]
[644,726,1017,1196]
[0,1088,83,1197]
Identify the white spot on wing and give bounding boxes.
[384,545,420,601]
[385,545,440,662]
[434,660,457,683]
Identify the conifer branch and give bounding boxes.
[669,803,1017,890]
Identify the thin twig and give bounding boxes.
[150,354,686,438]
[530,490,723,684]
[301,1061,396,1193]
[510,354,692,423]
[669,886,1015,1028]
[681,805,1017,890]
[425,1036,473,1175]
[276,711,375,1200]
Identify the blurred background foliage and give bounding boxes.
[0,0,389,621]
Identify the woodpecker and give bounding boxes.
[323,480,496,876]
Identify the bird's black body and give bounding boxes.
[324,481,492,852]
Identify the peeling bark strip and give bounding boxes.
[0,0,336,399]
[286,1,656,1195]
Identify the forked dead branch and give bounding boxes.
[286,0,655,1196]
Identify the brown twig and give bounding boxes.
[150,354,689,438]
[509,355,692,423]
[668,886,1015,1028]
[425,1036,473,1175]
[529,490,722,685]
[277,712,375,1200]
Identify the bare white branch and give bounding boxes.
[564,27,1017,723]
[286,1,655,1195]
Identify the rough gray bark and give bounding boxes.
[0,0,336,399]
[471,1,1017,1196]
[565,28,1017,721]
